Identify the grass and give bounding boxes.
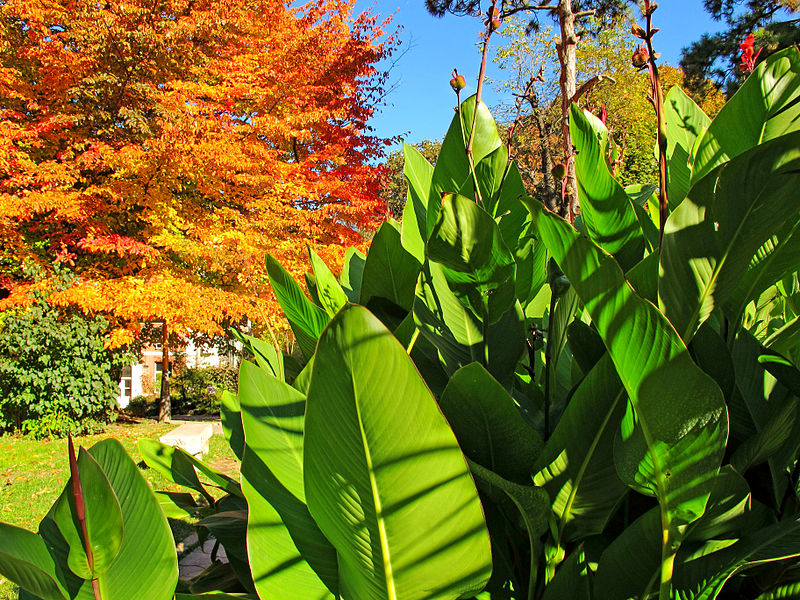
[0,418,240,599]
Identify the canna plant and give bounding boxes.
[1,40,799,600]
[244,44,800,600]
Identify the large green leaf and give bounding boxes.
[663,86,710,208]
[467,459,549,600]
[139,439,242,500]
[401,143,435,262]
[593,508,663,600]
[47,448,123,579]
[514,228,547,307]
[756,582,800,599]
[304,305,492,600]
[431,95,502,210]
[731,331,800,504]
[196,508,253,591]
[532,354,627,542]
[220,391,244,461]
[40,439,178,600]
[541,548,592,600]
[308,248,348,317]
[547,287,578,400]
[413,260,525,386]
[360,219,422,313]
[690,46,800,185]
[727,219,800,323]
[340,246,366,304]
[266,253,329,360]
[526,199,727,535]
[673,518,800,599]
[230,330,283,380]
[765,314,800,363]
[483,158,530,253]
[625,184,660,253]
[439,362,542,483]
[659,131,800,341]
[427,193,516,322]
[0,523,67,600]
[238,360,338,599]
[569,104,643,271]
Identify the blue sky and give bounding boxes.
[354,0,726,147]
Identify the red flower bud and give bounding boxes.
[631,23,646,39]
[490,17,501,30]
[632,44,649,69]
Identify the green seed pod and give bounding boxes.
[551,163,566,180]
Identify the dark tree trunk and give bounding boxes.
[528,90,559,212]
[158,320,171,422]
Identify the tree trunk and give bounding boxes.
[557,0,579,221]
[158,320,171,422]
[528,90,559,212]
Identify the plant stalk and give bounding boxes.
[642,7,669,251]
[543,292,557,439]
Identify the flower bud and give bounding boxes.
[551,163,566,180]
[490,17,501,30]
[487,5,499,18]
[450,74,466,91]
[645,1,658,15]
[631,23,646,38]
[632,44,649,69]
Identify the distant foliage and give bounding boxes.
[0,298,130,436]
[680,0,799,94]
[381,139,442,217]
[171,365,239,415]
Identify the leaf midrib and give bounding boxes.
[348,368,397,600]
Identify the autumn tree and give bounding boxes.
[0,0,393,420]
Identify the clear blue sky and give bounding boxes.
[354,0,726,148]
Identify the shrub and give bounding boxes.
[171,365,238,415]
[0,299,131,436]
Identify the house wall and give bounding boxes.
[117,335,237,409]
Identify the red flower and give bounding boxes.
[739,33,762,73]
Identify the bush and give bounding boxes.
[171,365,238,415]
[0,299,131,436]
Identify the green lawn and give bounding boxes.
[0,419,240,599]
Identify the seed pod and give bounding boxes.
[632,44,650,69]
[631,23,646,38]
[450,74,466,91]
[551,163,566,180]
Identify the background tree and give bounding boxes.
[425,0,628,220]
[381,139,442,217]
[493,17,725,197]
[680,0,799,94]
[0,269,131,436]
[0,0,393,419]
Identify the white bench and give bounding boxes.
[159,422,214,456]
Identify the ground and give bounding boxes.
[0,418,240,599]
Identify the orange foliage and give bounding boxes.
[0,0,393,342]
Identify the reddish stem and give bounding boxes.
[68,436,101,600]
